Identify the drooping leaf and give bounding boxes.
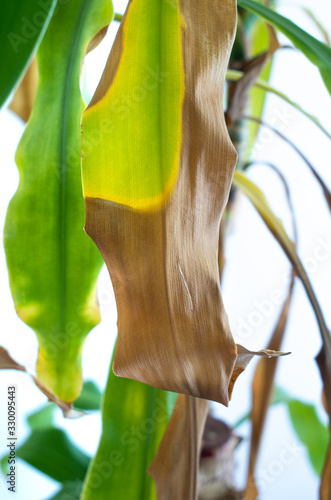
[226,69,331,140]
[302,8,330,47]
[248,20,275,149]
[0,346,83,418]
[232,171,331,497]
[241,116,331,212]
[148,395,209,500]
[9,57,38,123]
[273,386,329,478]
[315,348,331,498]
[232,171,331,351]
[24,380,100,430]
[0,0,57,108]
[287,398,329,476]
[237,0,331,94]
[81,0,277,406]
[226,25,280,128]
[4,0,113,401]
[245,277,295,500]
[81,352,173,500]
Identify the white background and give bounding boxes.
[0,0,330,498]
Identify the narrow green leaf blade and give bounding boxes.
[237,0,331,94]
[2,428,90,483]
[287,399,329,476]
[0,0,57,108]
[81,357,173,500]
[4,0,113,401]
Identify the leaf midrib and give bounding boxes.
[59,0,91,327]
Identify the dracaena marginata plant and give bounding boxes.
[0,0,331,499]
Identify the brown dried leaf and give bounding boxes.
[228,345,290,401]
[244,277,294,500]
[0,346,83,418]
[83,0,240,405]
[226,26,280,127]
[9,58,38,123]
[316,347,331,499]
[86,25,110,54]
[148,395,209,500]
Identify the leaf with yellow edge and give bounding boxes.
[4,0,114,402]
[82,0,287,407]
[82,0,241,405]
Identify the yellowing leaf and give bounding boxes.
[82,0,183,209]
[82,0,241,405]
[4,0,113,401]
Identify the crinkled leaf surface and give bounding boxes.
[4,0,113,401]
[237,0,331,95]
[82,0,240,405]
[148,395,209,500]
[0,0,56,108]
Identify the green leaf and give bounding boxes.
[46,481,83,500]
[1,428,90,482]
[16,428,90,483]
[4,0,113,401]
[236,385,329,476]
[248,20,274,150]
[0,0,57,108]
[27,403,56,430]
[237,0,331,94]
[287,399,329,476]
[74,380,102,410]
[273,387,328,476]
[81,353,174,500]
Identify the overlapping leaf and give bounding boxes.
[81,351,175,500]
[82,0,241,404]
[226,69,331,140]
[233,171,331,499]
[0,0,57,108]
[237,0,331,94]
[4,0,113,401]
